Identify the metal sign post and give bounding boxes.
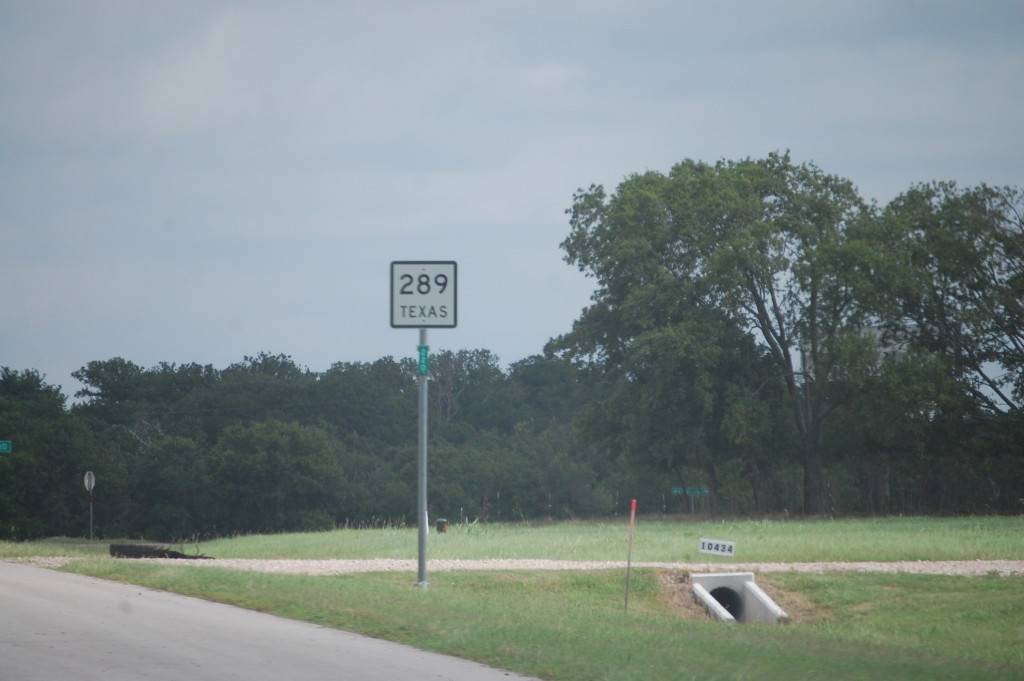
[416,328,429,587]
[624,499,637,612]
[84,471,96,540]
[391,261,457,588]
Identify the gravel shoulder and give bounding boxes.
[8,556,1024,576]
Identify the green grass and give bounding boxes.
[56,560,1024,681]
[769,572,1024,669]
[4,516,1023,681]
[0,536,111,558]
[173,515,1024,561]
[4,516,1021,562]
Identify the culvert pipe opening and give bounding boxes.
[709,586,743,619]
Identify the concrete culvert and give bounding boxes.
[691,572,788,624]
[709,586,743,619]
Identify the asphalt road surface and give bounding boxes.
[1,560,540,681]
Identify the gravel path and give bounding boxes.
[10,557,1023,576]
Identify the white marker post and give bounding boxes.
[391,261,457,588]
[84,471,96,540]
[624,499,637,612]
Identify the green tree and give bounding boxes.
[569,306,789,514]
[429,349,510,432]
[552,153,877,514]
[71,357,147,425]
[877,182,1024,416]
[210,419,345,534]
[312,358,416,445]
[216,353,317,424]
[848,182,1024,511]
[507,355,592,430]
[0,368,85,539]
[131,436,212,540]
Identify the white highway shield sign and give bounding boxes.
[391,261,457,328]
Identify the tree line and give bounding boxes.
[2,153,1021,541]
[1,351,608,541]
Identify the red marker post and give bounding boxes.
[624,499,637,612]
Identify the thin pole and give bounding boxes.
[624,499,637,612]
[416,328,429,587]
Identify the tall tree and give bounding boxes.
[71,357,147,425]
[312,358,416,445]
[878,182,1024,416]
[857,182,1024,512]
[429,349,509,432]
[507,355,590,430]
[0,368,84,539]
[551,153,876,514]
[210,419,345,534]
[217,353,316,424]
[571,308,779,513]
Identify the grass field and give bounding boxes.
[3,516,1023,681]
[192,515,1024,562]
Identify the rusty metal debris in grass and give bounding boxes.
[109,543,213,560]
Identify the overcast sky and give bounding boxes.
[2,1,1022,401]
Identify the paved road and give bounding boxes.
[1,560,540,681]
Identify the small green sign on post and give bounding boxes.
[0,441,11,453]
[417,345,429,375]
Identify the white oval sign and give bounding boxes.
[84,471,95,492]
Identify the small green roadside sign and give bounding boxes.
[0,441,12,453]
[417,345,429,375]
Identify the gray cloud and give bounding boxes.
[1,0,1021,398]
